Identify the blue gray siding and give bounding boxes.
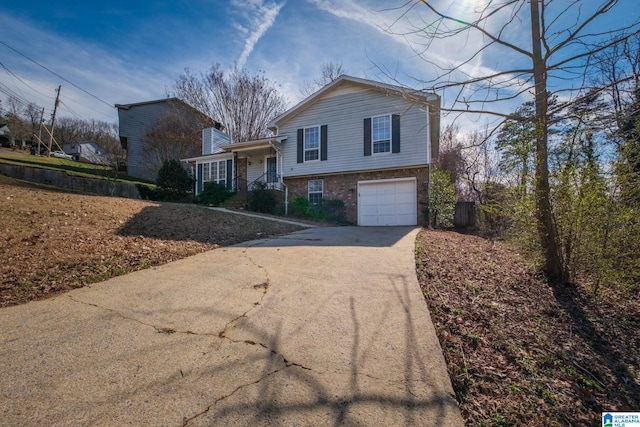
[117,102,170,181]
[202,127,232,155]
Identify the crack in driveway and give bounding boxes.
[68,244,313,427]
[181,363,305,426]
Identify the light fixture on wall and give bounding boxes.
[258,159,263,164]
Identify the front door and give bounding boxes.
[265,156,277,185]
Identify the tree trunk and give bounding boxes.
[530,0,567,283]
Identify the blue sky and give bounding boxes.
[1,1,639,134]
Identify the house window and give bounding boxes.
[372,115,391,153]
[219,160,227,186]
[203,163,210,182]
[304,126,320,161]
[202,160,227,186]
[308,179,323,205]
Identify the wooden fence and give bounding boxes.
[454,202,477,228]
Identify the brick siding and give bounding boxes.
[283,166,430,225]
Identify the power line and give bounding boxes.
[0,81,50,115]
[0,40,115,110]
[59,100,83,120]
[0,61,55,103]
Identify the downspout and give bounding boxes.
[426,102,432,228]
[284,184,289,217]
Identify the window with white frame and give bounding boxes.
[372,115,391,154]
[202,159,227,186]
[203,163,210,182]
[304,126,320,161]
[308,179,323,205]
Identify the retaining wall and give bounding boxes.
[0,162,141,199]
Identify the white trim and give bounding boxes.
[371,114,392,155]
[303,125,321,163]
[357,177,417,186]
[200,158,231,187]
[308,179,324,205]
[182,152,233,163]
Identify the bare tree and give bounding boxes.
[387,0,640,283]
[299,61,347,98]
[590,34,640,143]
[141,106,209,177]
[4,96,28,143]
[171,65,287,143]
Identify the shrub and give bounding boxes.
[321,199,346,222]
[290,196,347,223]
[136,184,160,201]
[425,168,456,228]
[155,159,193,201]
[249,182,278,214]
[197,182,234,206]
[290,196,310,217]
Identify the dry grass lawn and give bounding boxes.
[0,174,302,307]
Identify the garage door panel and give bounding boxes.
[358,178,417,226]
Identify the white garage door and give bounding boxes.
[358,178,417,226]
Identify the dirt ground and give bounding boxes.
[416,230,639,426]
[0,174,301,307]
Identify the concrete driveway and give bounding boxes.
[0,226,462,426]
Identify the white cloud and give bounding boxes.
[232,0,287,69]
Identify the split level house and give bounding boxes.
[183,75,440,226]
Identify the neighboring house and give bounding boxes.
[63,141,107,164]
[183,75,440,226]
[116,98,217,181]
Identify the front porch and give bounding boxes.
[221,137,285,194]
[183,136,286,197]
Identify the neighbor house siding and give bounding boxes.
[277,84,431,178]
[117,102,170,181]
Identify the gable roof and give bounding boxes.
[268,74,440,131]
[115,97,185,110]
[115,97,222,130]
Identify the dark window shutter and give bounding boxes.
[392,114,401,153]
[226,159,233,189]
[364,118,372,156]
[320,125,328,161]
[197,163,203,194]
[297,128,304,163]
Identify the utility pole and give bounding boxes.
[37,107,44,155]
[48,85,61,154]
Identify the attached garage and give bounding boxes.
[357,178,417,226]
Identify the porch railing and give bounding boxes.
[248,172,284,191]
